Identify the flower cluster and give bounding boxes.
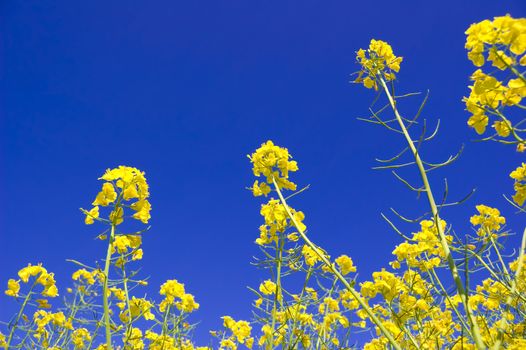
[218,316,254,349]
[5,17,526,350]
[159,279,200,313]
[256,199,306,245]
[354,39,403,90]
[391,219,450,271]
[83,166,151,226]
[470,204,506,238]
[248,140,298,192]
[248,141,362,349]
[464,15,526,148]
[464,70,523,135]
[510,162,526,206]
[5,264,58,299]
[465,15,526,67]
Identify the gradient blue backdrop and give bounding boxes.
[2,0,526,343]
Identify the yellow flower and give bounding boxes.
[123,327,144,350]
[222,316,252,344]
[248,141,298,191]
[36,299,52,309]
[467,113,489,134]
[488,48,514,70]
[335,255,357,275]
[0,332,6,348]
[132,248,144,261]
[251,180,271,197]
[493,119,512,137]
[159,279,193,312]
[160,279,185,299]
[72,328,91,349]
[319,297,340,314]
[84,206,99,225]
[259,280,277,295]
[470,204,506,237]
[5,279,20,297]
[41,284,58,298]
[18,263,45,283]
[125,297,155,321]
[101,166,150,200]
[109,206,124,225]
[176,293,200,313]
[302,245,323,266]
[108,287,125,301]
[131,199,152,223]
[466,15,526,65]
[511,163,526,206]
[72,269,98,285]
[111,235,141,255]
[355,39,403,89]
[85,166,151,226]
[92,182,117,206]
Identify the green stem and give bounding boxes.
[6,282,36,349]
[491,226,526,350]
[286,268,313,348]
[269,236,284,349]
[121,255,133,339]
[378,77,486,350]
[271,177,403,350]
[103,224,116,350]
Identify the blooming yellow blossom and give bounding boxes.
[493,119,512,137]
[355,39,403,90]
[464,15,526,141]
[72,268,97,285]
[251,180,271,197]
[15,264,59,298]
[466,15,526,66]
[84,206,99,225]
[72,328,91,349]
[391,219,450,271]
[85,166,152,226]
[18,263,45,283]
[302,245,323,266]
[335,255,357,275]
[470,204,506,237]
[120,297,155,323]
[176,293,200,313]
[259,280,277,295]
[123,327,144,350]
[511,163,526,206]
[36,299,52,309]
[5,279,20,297]
[93,182,117,206]
[222,316,253,345]
[248,140,298,191]
[111,234,142,256]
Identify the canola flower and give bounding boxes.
[464,15,526,149]
[3,15,526,350]
[354,39,403,90]
[510,162,526,206]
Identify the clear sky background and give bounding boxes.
[1,0,526,342]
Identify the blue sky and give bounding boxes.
[1,0,525,342]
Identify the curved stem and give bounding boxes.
[271,177,403,350]
[378,77,486,350]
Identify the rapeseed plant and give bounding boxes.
[2,14,526,350]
